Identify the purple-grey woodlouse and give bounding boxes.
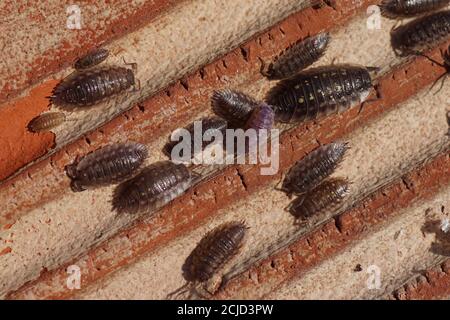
[74,48,110,69]
[261,32,330,80]
[281,142,349,196]
[266,64,377,123]
[66,142,148,192]
[390,10,450,56]
[164,117,228,160]
[288,177,350,224]
[244,103,275,131]
[112,160,192,214]
[168,221,248,299]
[211,89,259,128]
[380,0,450,18]
[28,112,66,133]
[50,65,137,107]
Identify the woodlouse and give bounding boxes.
[164,117,228,160]
[266,64,377,123]
[50,65,137,107]
[211,89,259,128]
[390,10,450,56]
[112,161,191,214]
[168,221,248,299]
[261,32,330,80]
[74,48,109,69]
[288,177,350,224]
[380,0,450,18]
[27,112,66,133]
[244,103,275,131]
[66,142,148,192]
[281,142,349,196]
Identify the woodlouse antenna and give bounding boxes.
[166,282,195,300]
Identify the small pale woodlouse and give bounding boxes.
[420,44,450,93]
[167,221,248,299]
[380,0,450,18]
[288,177,350,224]
[211,89,259,128]
[28,112,67,133]
[266,64,377,123]
[50,64,137,107]
[164,117,228,160]
[112,160,192,214]
[281,142,349,196]
[66,142,148,192]
[391,10,450,56]
[244,103,275,130]
[74,48,110,69]
[261,32,330,80]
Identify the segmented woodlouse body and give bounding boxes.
[266,64,375,123]
[112,161,191,214]
[74,48,109,69]
[66,142,148,192]
[281,142,349,196]
[28,112,66,133]
[391,10,450,56]
[244,103,275,130]
[380,0,450,18]
[50,66,136,107]
[262,32,330,80]
[168,221,248,299]
[211,89,259,128]
[164,117,228,159]
[288,178,350,222]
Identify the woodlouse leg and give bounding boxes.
[70,180,87,192]
[122,57,138,73]
[133,78,141,92]
[259,57,270,78]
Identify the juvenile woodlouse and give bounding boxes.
[281,142,349,196]
[261,32,330,80]
[27,112,66,133]
[244,103,275,131]
[380,0,450,18]
[50,65,137,107]
[211,89,259,128]
[420,44,450,93]
[74,48,109,69]
[66,142,148,192]
[288,177,350,224]
[164,117,228,160]
[266,64,377,123]
[112,161,191,214]
[390,10,450,56]
[167,221,248,299]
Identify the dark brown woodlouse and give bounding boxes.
[390,10,450,56]
[261,32,330,80]
[27,112,66,133]
[288,177,350,224]
[167,221,248,299]
[280,142,349,197]
[419,44,450,93]
[50,65,137,107]
[211,89,259,128]
[164,117,228,160]
[66,142,148,192]
[380,0,450,18]
[266,64,377,123]
[112,161,192,214]
[74,48,110,69]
